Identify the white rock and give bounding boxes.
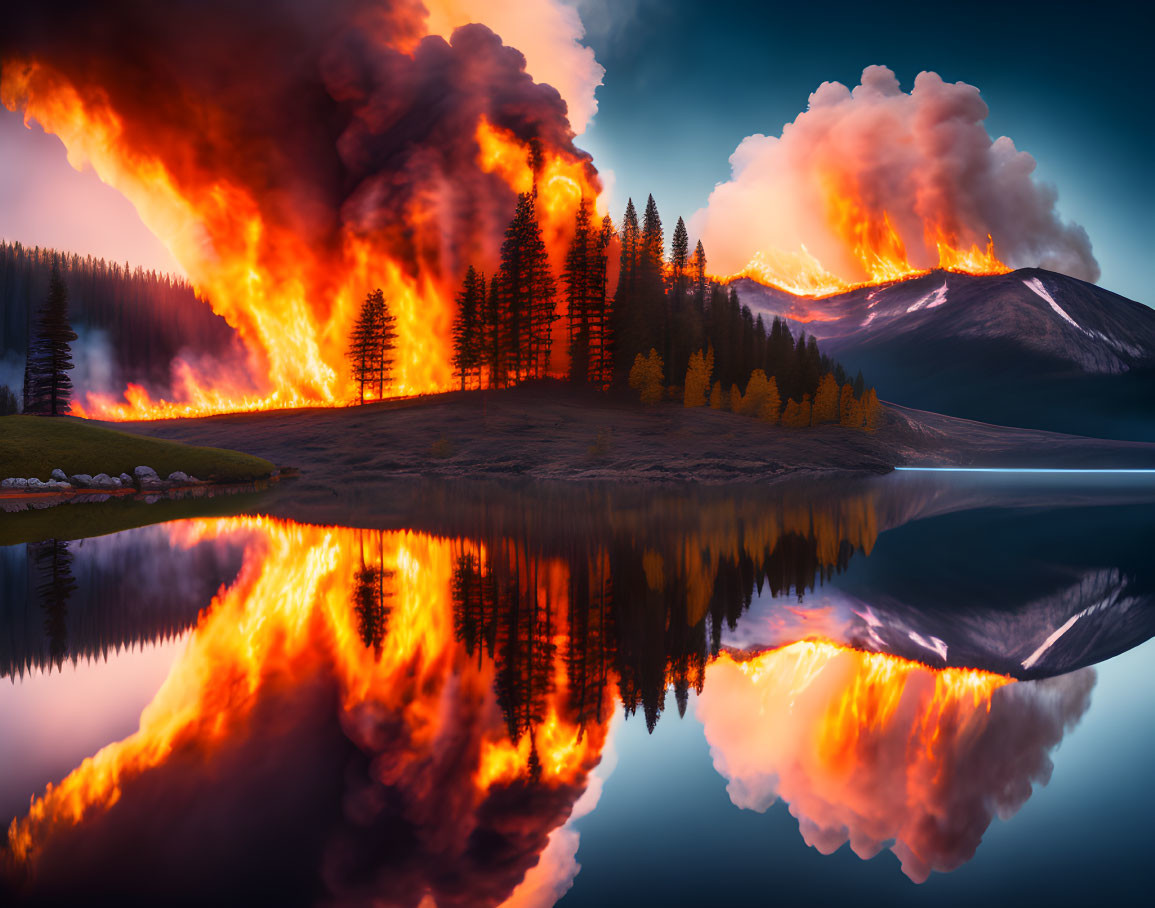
[119,473,134,486]
[133,465,160,480]
[70,473,94,488]
[168,471,190,483]
[51,468,68,482]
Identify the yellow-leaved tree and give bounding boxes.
[811,373,840,425]
[781,398,802,428]
[709,380,725,409]
[838,382,857,427]
[729,384,742,413]
[683,347,714,408]
[759,375,781,424]
[629,349,665,405]
[740,369,771,416]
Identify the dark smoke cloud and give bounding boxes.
[0,0,594,286]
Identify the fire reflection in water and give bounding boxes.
[2,513,1096,902]
[699,645,1094,882]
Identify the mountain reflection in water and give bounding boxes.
[1,473,1152,905]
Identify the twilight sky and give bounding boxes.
[1,0,1149,302]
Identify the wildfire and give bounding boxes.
[724,220,1010,298]
[2,29,597,421]
[723,171,1009,298]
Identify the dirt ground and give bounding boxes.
[105,384,1155,524]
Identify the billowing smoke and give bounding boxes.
[425,0,605,134]
[692,65,1099,285]
[0,0,600,415]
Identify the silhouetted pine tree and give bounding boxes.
[373,290,397,399]
[498,192,556,381]
[347,290,382,405]
[452,266,485,390]
[564,199,595,383]
[612,198,642,380]
[25,262,77,416]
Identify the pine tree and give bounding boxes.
[639,195,666,363]
[347,290,381,405]
[693,240,709,304]
[565,199,594,383]
[853,370,866,399]
[26,262,77,416]
[671,217,689,298]
[485,273,504,387]
[612,198,641,380]
[373,290,397,398]
[498,192,556,382]
[453,267,485,390]
[590,214,615,386]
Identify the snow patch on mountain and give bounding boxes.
[1023,277,1080,330]
[907,281,948,313]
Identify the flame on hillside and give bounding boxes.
[723,224,1008,299]
[1,13,598,421]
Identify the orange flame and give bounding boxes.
[723,176,1010,297]
[2,65,596,420]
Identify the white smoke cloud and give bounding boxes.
[691,65,1099,283]
[425,0,605,134]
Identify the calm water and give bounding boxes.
[1,472,1152,907]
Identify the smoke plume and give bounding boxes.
[692,65,1099,284]
[0,1,600,415]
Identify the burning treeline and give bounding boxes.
[2,8,1090,421]
[1,0,601,419]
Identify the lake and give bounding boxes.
[1,471,1153,906]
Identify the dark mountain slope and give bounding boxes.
[733,268,1155,440]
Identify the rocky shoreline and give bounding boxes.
[1,464,207,494]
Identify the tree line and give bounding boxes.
[1,259,78,416]
[0,241,236,392]
[446,188,882,429]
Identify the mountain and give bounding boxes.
[732,268,1155,440]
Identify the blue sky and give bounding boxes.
[574,0,1151,303]
[1,0,1149,303]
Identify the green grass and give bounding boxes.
[0,415,275,483]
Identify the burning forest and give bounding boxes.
[0,4,1117,423]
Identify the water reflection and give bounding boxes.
[698,645,1094,882]
[1,473,1152,904]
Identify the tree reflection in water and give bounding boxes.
[1,480,1122,904]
